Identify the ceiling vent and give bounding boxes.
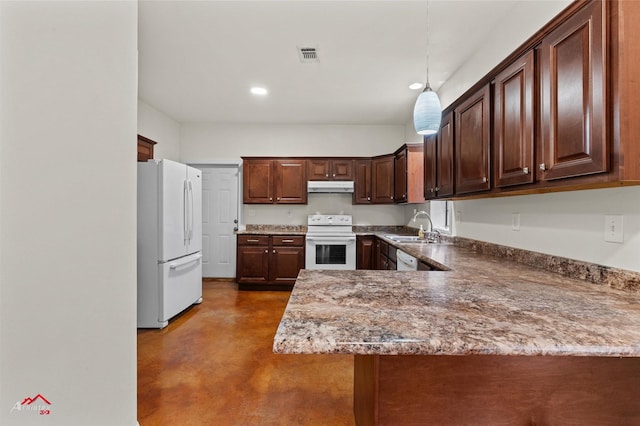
[297,46,319,63]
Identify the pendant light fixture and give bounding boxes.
[413,0,441,135]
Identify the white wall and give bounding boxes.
[138,99,181,161]
[180,123,405,163]
[454,187,640,273]
[182,122,410,225]
[244,194,405,226]
[0,2,137,425]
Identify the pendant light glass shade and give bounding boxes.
[413,86,441,135]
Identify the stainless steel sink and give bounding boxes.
[385,235,431,244]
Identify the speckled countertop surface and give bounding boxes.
[273,237,640,357]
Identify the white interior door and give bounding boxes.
[196,165,239,278]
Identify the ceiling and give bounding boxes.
[138,1,521,126]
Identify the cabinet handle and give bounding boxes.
[435,187,439,191]
[523,167,529,174]
[430,188,434,193]
[482,177,487,183]
[282,239,294,243]
[247,239,260,243]
[277,197,281,201]
[539,163,547,171]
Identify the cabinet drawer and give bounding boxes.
[238,235,269,245]
[272,235,304,246]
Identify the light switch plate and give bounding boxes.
[604,215,623,243]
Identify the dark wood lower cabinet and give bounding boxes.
[356,236,374,270]
[236,235,304,289]
[354,354,640,425]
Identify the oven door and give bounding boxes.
[305,235,356,270]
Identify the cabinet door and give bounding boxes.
[424,135,437,200]
[270,246,305,285]
[494,50,535,187]
[275,159,307,204]
[353,159,372,204]
[307,159,330,180]
[236,245,269,284]
[243,159,273,203]
[539,0,607,180]
[394,148,408,202]
[356,236,374,270]
[331,159,354,180]
[455,84,491,195]
[371,155,395,204]
[437,111,455,197]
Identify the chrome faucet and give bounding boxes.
[412,210,441,243]
[412,210,433,232]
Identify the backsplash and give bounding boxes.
[455,237,640,293]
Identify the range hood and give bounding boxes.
[307,181,354,193]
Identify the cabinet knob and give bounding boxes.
[390,196,393,200]
[269,197,273,201]
[539,163,547,171]
[277,197,280,201]
[430,188,434,193]
[523,167,529,174]
[435,187,440,192]
[273,250,276,254]
[325,173,329,177]
[367,197,371,201]
[264,249,268,253]
[482,177,488,183]
[332,173,336,177]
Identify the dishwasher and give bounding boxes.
[396,249,418,270]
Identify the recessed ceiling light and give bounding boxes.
[409,82,424,90]
[250,87,268,95]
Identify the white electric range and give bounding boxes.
[305,214,356,270]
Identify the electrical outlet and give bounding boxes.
[512,213,521,231]
[604,215,624,243]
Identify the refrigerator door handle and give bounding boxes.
[183,180,189,244]
[188,180,194,241]
[169,253,203,269]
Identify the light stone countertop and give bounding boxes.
[273,239,640,357]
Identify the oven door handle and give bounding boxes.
[306,237,356,245]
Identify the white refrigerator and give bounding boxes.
[137,159,203,328]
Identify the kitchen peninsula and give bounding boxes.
[274,240,640,425]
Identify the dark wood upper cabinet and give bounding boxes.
[493,50,535,188]
[243,158,306,204]
[539,0,607,181]
[353,159,372,204]
[455,84,491,195]
[371,155,395,204]
[274,160,307,204]
[437,111,455,197]
[307,158,354,181]
[243,159,274,203]
[425,112,455,199]
[137,135,157,162]
[394,144,425,203]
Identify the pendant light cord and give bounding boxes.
[425,0,431,90]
